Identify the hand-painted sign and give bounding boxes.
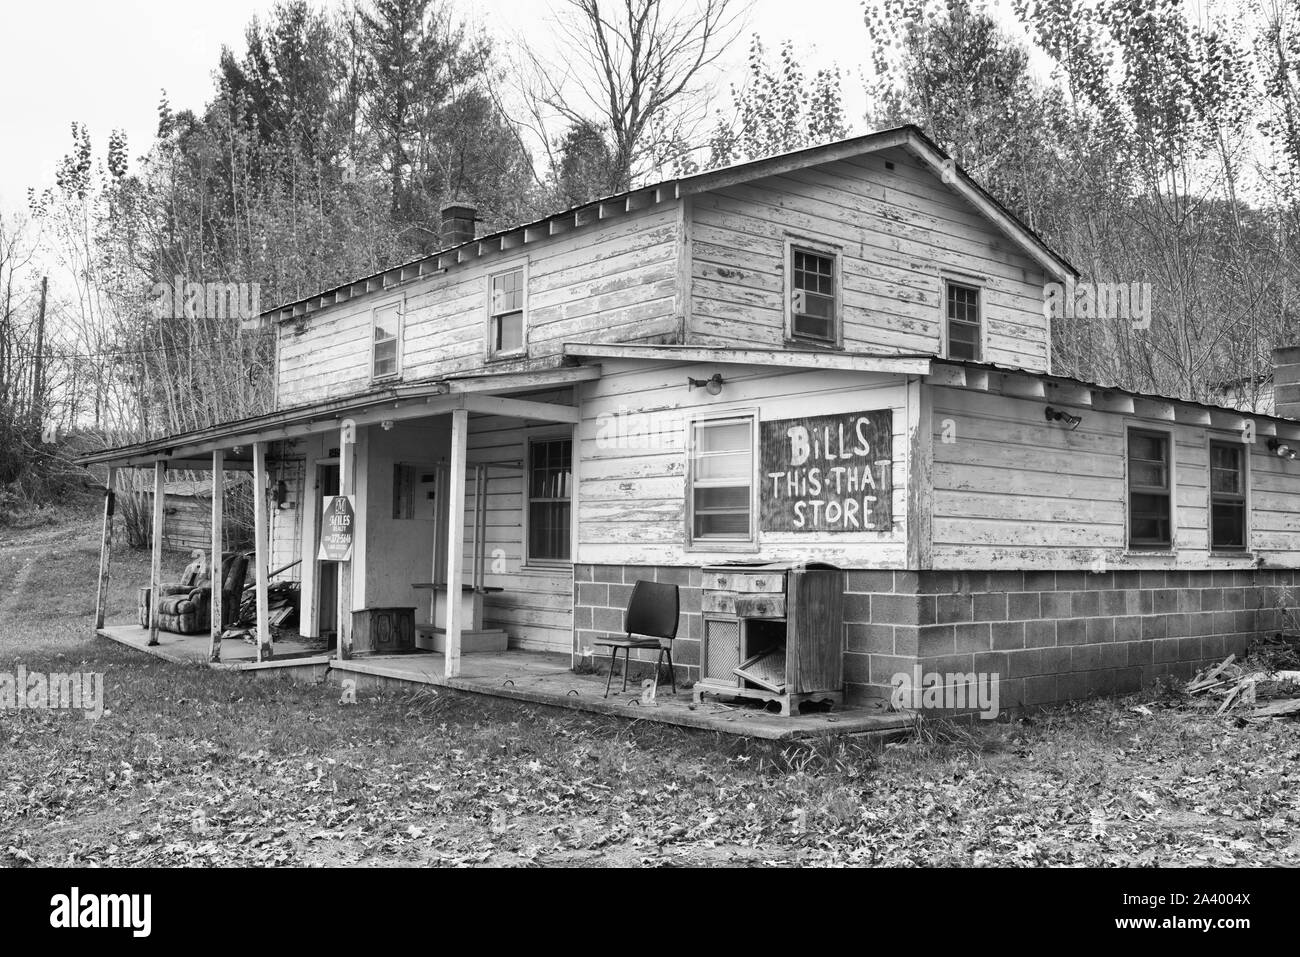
[760,410,893,532]
[318,495,355,561]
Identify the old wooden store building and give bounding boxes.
[79,126,1300,724]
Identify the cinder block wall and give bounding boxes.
[572,565,1300,713]
[573,565,703,680]
[859,569,1300,712]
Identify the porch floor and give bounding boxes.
[96,626,915,741]
[97,624,333,670]
[336,651,915,740]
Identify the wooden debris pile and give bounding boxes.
[234,581,300,629]
[217,582,302,642]
[1184,635,1300,720]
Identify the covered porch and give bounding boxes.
[78,364,597,679]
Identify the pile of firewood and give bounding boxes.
[1184,638,1300,719]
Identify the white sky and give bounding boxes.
[0,0,908,211]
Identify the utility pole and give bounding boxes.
[31,275,47,429]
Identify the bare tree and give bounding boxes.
[510,0,749,196]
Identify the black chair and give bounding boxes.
[594,580,680,698]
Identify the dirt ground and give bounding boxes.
[2,515,1299,867]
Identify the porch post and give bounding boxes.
[428,463,444,623]
[252,442,272,661]
[94,466,117,631]
[148,461,164,646]
[337,420,355,660]
[209,449,224,663]
[444,408,467,678]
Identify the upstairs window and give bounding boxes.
[489,266,525,357]
[945,281,982,361]
[372,302,401,379]
[1209,440,1247,551]
[790,247,837,343]
[527,438,572,563]
[689,416,754,543]
[1127,429,1172,549]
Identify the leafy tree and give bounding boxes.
[553,119,619,206]
[706,36,848,168]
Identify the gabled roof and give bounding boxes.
[262,125,1078,326]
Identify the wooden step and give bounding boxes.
[414,624,509,654]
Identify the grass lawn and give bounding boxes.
[1,512,1299,867]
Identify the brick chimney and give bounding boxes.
[440,202,477,246]
[1273,347,1300,419]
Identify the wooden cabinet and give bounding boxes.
[695,563,844,715]
[352,606,416,654]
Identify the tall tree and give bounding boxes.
[1011,0,1264,398]
[514,0,748,198]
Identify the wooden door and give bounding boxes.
[786,567,844,694]
[316,463,340,637]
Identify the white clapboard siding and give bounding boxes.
[928,385,1295,568]
[576,359,910,567]
[463,390,575,653]
[687,147,1051,369]
[276,206,681,408]
[1246,441,1300,563]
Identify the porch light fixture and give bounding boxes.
[1268,437,1297,461]
[1044,405,1082,430]
[381,419,395,431]
[687,373,725,396]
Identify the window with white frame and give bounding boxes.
[789,246,838,344]
[689,416,753,542]
[945,281,982,361]
[1209,440,1247,551]
[489,266,525,357]
[372,302,401,379]
[527,437,571,563]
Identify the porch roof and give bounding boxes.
[74,364,598,470]
[561,342,935,375]
[929,357,1300,439]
